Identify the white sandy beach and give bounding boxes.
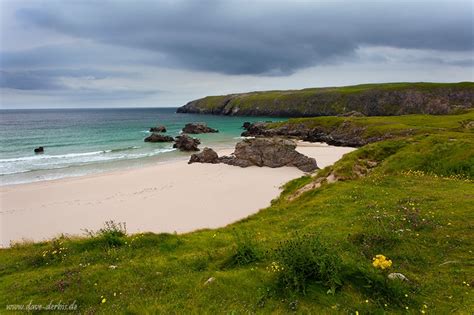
[0,142,355,247]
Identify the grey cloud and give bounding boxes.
[8,0,472,75]
[61,88,159,102]
[0,70,62,90]
[0,68,137,90]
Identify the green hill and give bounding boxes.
[177,82,474,117]
[1,111,473,313]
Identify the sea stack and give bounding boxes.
[149,125,167,132]
[182,123,218,134]
[144,134,174,142]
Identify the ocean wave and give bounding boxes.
[0,147,176,176]
[0,151,104,163]
[106,146,140,153]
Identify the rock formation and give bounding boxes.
[242,122,251,129]
[144,133,174,142]
[188,148,219,164]
[34,146,44,153]
[173,134,201,151]
[182,123,218,134]
[240,121,392,147]
[219,138,318,172]
[149,125,167,132]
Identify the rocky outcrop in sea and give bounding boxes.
[144,133,174,142]
[182,123,218,134]
[149,125,167,132]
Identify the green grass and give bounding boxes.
[1,114,473,313]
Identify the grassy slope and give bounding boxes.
[1,113,473,313]
[184,82,474,115]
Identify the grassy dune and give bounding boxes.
[1,112,473,313]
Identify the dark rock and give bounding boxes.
[242,122,251,129]
[241,122,268,137]
[173,134,201,151]
[220,138,318,172]
[182,123,218,134]
[240,120,396,147]
[188,147,219,164]
[34,146,44,154]
[149,125,167,132]
[144,133,174,142]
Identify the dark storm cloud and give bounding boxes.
[7,0,473,75]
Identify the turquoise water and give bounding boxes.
[0,108,283,185]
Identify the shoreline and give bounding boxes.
[0,142,355,247]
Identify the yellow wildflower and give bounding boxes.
[372,254,392,270]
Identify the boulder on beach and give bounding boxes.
[173,134,201,151]
[182,123,218,134]
[188,147,219,164]
[220,138,318,172]
[149,125,167,132]
[144,133,174,142]
[34,146,44,154]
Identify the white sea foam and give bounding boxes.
[0,151,105,163]
[0,147,176,176]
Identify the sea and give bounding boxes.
[0,108,283,186]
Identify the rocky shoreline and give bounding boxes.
[144,122,319,171]
[240,120,406,147]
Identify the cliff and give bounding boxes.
[177,82,474,117]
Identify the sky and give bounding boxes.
[0,0,473,109]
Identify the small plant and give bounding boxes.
[83,221,127,248]
[188,255,210,271]
[273,234,342,294]
[223,231,261,268]
[372,254,392,270]
[30,236,69,266]
[345,264,414,307]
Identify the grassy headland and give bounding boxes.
[177,82,474,117]
[1,111,473,313]
[254,109,474,147]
